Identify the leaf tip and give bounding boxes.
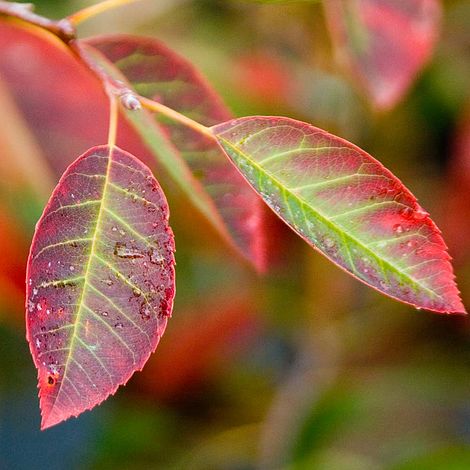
[40,407,65,431]
[447,301,467,316]
[427,294,467,316]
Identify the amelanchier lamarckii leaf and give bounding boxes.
[212,117,465,314]
[26,145,175,429]
[84,36,265,271]
[323,0,442,110]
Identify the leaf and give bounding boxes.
[81,36,265,271]
[26,145,175,429]
[0,74,54,201]
[212,116,465,314]
[0,203,28,325]
[443,106,470,263]
[323,0,442,110]
[136,290,258,402]
[0,18,154,176]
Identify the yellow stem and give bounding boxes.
[139,96,215,141]
[68,0,143,26]
[108,95,119,147]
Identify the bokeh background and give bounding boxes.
[0,0,469,468]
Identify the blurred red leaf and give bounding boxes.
[233,52,293,104]
[0,204,28,322]
[136,292,260,402]
[0,74,54,200]
[0,19,153,175]
[443,107,470,263]
[26,145,175,429]
[0,206,27,290]
[323,0,442,110]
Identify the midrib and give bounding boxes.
[51,148,113,411]
[218,136,442,302]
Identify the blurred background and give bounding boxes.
[0,0,469,468]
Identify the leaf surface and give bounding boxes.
[82,36,265,270]
[323,0,441,110]
[212,116,465,313]
[26,145,175,429]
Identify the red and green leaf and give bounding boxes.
[212,116,465,314]
[26,145,175,429]
[82,36,265,270]
[0,19,153,175]
[324,0,442,110]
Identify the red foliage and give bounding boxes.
[443,107,470,263]
[0,205,28,321]
[0,20,153,175]
[324,0,441,110]
[233,52,293,104]
[135,292,260,402]
[26,146,175,429]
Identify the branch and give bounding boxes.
[0,1,75,42]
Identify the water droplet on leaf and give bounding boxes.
[140,303,152,320]
[379,280,389,290]
[413,209,427,220]
[393,224,404,234]
[324,238,335,249]
[114,242,144,259]
[149,248,164,264]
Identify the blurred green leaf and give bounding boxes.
[390,447,470,470]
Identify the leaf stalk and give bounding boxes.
[68,0,144,26]
[140,96,216,141]
[107,95,119,147]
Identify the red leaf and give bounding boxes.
[136,292,259,402]
[212,116,465,314]
[443,107,470,263]
[26,145,175,429]
[0,204,28,323]
[233,52,293,104]
[324,0,442,110]
[0,19,153,175]
[0,205,28,291]
[84,35,266,271]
